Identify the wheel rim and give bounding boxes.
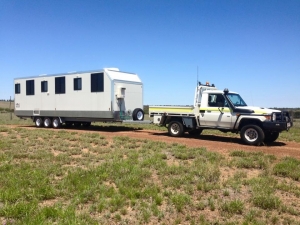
[45,119,50,127]
[53,119,59,127]
[244,128,258,142]
[170,123,180,135]
[137,111,143,120]
[36,119,41,126]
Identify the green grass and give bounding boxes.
[0,114,300,224]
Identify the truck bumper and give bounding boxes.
[263,121,292,131]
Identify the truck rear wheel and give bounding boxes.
[168,121,184,137]
[240,125,265,146]
[264,131,279,143]
[44,117,52,128]
[35,117,43,127]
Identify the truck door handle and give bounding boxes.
[200,110,205,113]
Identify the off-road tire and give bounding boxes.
[240,125,265,146]
[264,131,279,143]
[168,121,184,137]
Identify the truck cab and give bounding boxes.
[150,82,293,146]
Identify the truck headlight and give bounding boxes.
[272,113,277,122]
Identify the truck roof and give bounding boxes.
[202,89,238,94]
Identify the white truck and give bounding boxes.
[149,82,293,145]
[14,68,145,128]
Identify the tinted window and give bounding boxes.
[91,73,104,92]
[55,77,65,94]
[15,83,21,94]
[41,81,48,92]
[26,80,35,95]
[74,78,82,90]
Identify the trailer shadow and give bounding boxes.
[19,124,142,132]
[64,125,143,132]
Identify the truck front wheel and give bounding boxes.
[168,121,184,137]
[264,131,279,143]
[240,125,265,146]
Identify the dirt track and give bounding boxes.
[10,124,300,160]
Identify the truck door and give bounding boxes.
[201,93,236,128]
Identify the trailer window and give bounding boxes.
[55,77,65,94]
[15,83,21,94]
[41,81,48,92]
[26,80,35,95]
[91,73,104,92]
[74,78,82,91]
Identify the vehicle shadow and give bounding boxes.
[152,132,287,146]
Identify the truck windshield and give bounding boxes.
[226,94,247,107]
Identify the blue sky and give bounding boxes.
[1,0,299,107]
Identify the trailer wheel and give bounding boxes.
[240,125,265,146]
[35,117,43,127]
[52,117,61,129]
[264,131,279,143]
[44,117,52,128]
[133,108,144,121]
[168,121,184,137]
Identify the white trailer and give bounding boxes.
[14,68,144,128]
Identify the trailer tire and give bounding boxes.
[52,117,61,129]
[133,108,144,121]
[240,125,265,146]
[168,121,184,137]
[35,117,43,127]
[264,131,279,143]
[44,117,52,128]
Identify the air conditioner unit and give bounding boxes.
[116,87,126,99]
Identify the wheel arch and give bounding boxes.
[238,118,263,131]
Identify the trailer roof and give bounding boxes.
[105,69,141,83]
[14,68,141,83]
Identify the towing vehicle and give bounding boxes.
[149,82,292,145]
